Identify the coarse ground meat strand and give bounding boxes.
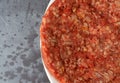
[40,0,120,83]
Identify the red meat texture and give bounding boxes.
[40,0,120,83]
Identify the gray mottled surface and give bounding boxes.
[0,0,50,83]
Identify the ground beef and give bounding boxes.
[40,0,120,83]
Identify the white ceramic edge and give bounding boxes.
[40,0,58,83]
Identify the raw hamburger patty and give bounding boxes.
[40,0,120,83]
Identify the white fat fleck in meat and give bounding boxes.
[102,70,114,82]
[77,47,80,51]
[95,72,103,78]
[42,18,46,25]
[115,0,120,7]
[77,58,82,65]
[62,0,65,3]
[114,41,119,45]
[53,12,59,17]
[114,21,120,26]
[84,16,91,22]
[83,22,88,27]
[105,26,112,33]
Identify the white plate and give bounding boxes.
[41,0,59,83]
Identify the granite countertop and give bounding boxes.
[0,0,49,83]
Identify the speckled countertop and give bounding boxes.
[0,0,49,83]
